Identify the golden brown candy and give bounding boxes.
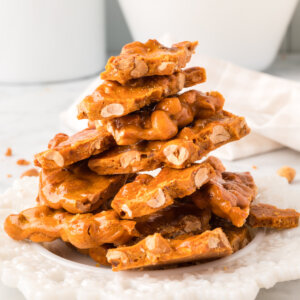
[106,228,232,271]
[88,111,250,175]
[192,171,257,227]
[111,157,221,219]
[248,203,300,229]
[78,67,205,121]
[4,206,138,249]
[35,128,114,170]
[100,90,224,145]
[101,39,198,84]
[38,161,128,213]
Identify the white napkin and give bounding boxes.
[61,54,300,160]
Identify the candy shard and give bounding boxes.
[106,228,232,271]
[101,39,198,84]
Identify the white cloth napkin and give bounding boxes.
[61,54,300,160]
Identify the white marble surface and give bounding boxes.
[0,55,300,299]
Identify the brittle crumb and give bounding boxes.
[20,168,39,178]
[17,159,31,166]
[277,166,296,184]
[5,148,12,156]
[252,165,257,170]
[7,174,12,178]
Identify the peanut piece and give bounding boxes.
[208,237,220,249]
[194,168,209,188]
[130,58,148,78]
[93,139,102,150]
[277,166,296,183]
[210,125,230,144]
[118,58,133,70]
[106,250,128,265]
[145,234,171,254]
[101,104,124,118]
[120,151,141,168]
[158,62,176,72]
[163,145,189,166]
[43,150,64,168]
[147,189,166,208]
[177,72,185,90]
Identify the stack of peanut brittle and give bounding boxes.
[4,39,300,271]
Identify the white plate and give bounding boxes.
[0,169,300,300]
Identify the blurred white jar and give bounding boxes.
[0,0,105,83]
[119,0,298,70]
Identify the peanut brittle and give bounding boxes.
[78,67,206,121]
[38,161,127,214]
[101,39,198,84]
[135,202,211,239]
[192,171,257,227]
[88,111,250,175]
[4,206,138,249]
[111,158,221,219]
[209,215,252,252]
[34,128,114,170]
[106,228,232,271]
[248,203,300,229]
[100,90,224,145]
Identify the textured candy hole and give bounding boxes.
[87,225,93,237]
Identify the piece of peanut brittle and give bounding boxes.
[34,128,114,169]
[4,206,138,249]
[78,67,205,121]
[38,161,128,214]
[111,157,222,219]
[88,111,250,175]
[192,171,257,227]
[248,203,300,229]
[100,89,224,145]
[101,39,198,84]
[106,228,232,271]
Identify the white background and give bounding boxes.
[106,0,300,54]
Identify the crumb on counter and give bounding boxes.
[252,165,257,170]
[277,166,296,183]
[5,147,12,156]
[17,159,31,166]
[20,168,39,178]
[7,174,12,178]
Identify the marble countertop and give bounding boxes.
[0,54,300,300]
